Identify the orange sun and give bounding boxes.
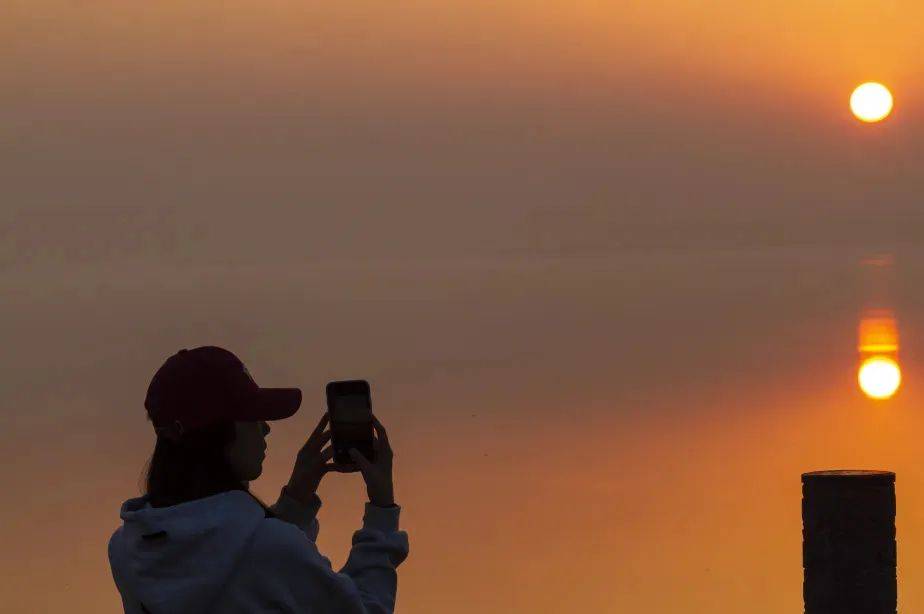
[850,83,893,123]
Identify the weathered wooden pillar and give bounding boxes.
[802,470,896,614]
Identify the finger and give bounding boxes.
[306,427,331,447]
[313,430,332,448]
[348,448,374,472]
[301,430,331,455]
[371,415,390,448]
[310,413,330,439]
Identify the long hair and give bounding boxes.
[140,420,275,517]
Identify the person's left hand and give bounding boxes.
[284,413,339,506]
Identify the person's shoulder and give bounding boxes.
[107,526,123,553]
[248,516,323,565]
[107,525,127,570]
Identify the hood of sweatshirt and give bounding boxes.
[108,490,267,614]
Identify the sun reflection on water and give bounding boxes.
[857,309,900,400]
[858,355,901,400]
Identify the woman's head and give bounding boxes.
[143,419,271,508]
[141,346,302,510]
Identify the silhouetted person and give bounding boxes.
[108,346,409,613]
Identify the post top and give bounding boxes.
[802,469,895,481]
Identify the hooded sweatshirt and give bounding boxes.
[108,486,408,614]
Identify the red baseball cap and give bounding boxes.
[144,346,302,441]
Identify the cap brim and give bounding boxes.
[238,387,302,422]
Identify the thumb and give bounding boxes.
[348,448,373,472]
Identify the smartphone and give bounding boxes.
[326,379,375,465]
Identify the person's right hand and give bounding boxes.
[348,415,395,507]
[284,413,335,507]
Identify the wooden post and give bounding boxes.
[802,470,896,614]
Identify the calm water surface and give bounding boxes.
[3,246,923,612]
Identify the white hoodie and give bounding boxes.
[108,487,409,613]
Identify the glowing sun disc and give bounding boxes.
[850,83,893,123]
[858,356,901,399]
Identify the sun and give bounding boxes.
[850,82,893,123]
[858,356,901,400]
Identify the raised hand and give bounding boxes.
[348,415,396,507]
[284,413,336,506]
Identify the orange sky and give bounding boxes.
[3,2,924,612]
[5,1,924,113]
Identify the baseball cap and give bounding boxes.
[144,346,302,441]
